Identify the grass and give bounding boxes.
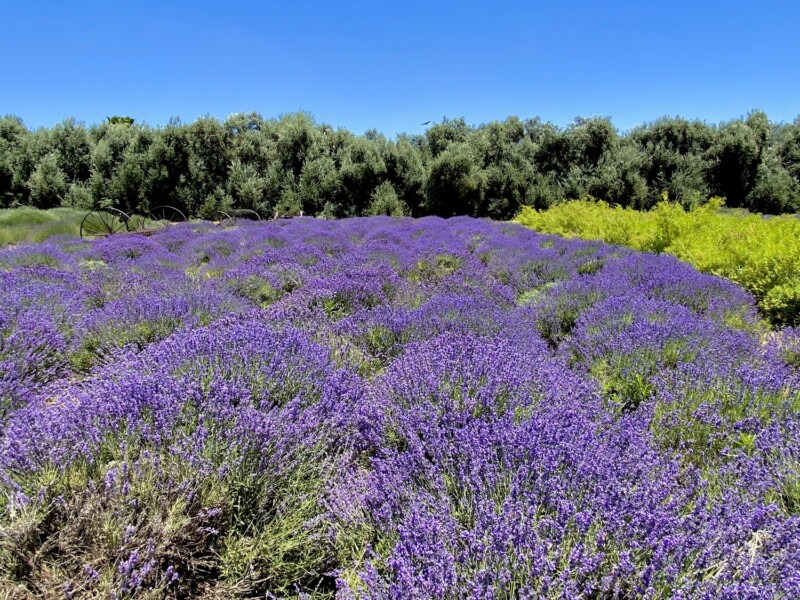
[0,207,86,245]
[0,207,189,247]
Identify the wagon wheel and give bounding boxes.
[126,213,148,232]
[80,208,132,239]
[232,208,261,221]
[149,205,187,230]
[217,210,236,228]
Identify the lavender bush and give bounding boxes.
[1,217,798,598]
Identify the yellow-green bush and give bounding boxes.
[515,198,800,326]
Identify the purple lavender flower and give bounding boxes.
[1,216,798,597]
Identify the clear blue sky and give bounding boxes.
[2,0,799,136]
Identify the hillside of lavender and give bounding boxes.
[2,216,800,598]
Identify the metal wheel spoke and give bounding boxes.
[217,211,235,228]
[149,206,187,228]
[111,216,126,233]
[234,209,261,221]
[127,215,147,232]
[80,208,136,239]
[99,211,113,233]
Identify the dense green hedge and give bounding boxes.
[516,198,800,326]
[1,111,799,220]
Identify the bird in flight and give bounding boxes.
[422,121,432,126]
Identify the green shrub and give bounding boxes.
[762,278,800,327]
[367,182,408,217]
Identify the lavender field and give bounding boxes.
[1,216,800,598]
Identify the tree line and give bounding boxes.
[1,110,799,219]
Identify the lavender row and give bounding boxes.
[1,217,799,598]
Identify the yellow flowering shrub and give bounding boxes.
[515,198,800,326]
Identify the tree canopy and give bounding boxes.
[1,111,798,218]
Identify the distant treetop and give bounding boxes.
[106,116,135,126]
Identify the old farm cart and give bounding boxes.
[215,208,262,227]
[79,206,188,240]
